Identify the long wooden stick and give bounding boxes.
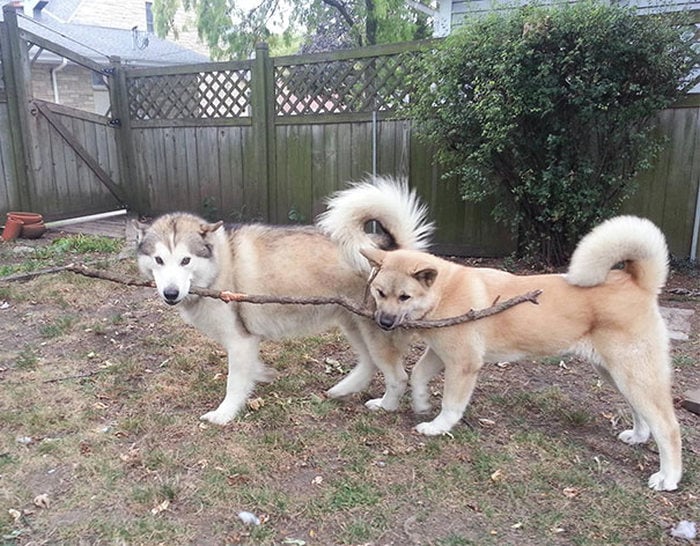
[63,264,541,330]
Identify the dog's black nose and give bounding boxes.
[377,314,397,330]
[163,287,180,305]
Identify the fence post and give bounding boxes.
[1,5,35,211]
[108,56,141,213]
[251,42,276,222]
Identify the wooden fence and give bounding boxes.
[0,7,698,258]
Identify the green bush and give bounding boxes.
[406,2,698,265]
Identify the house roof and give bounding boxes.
[1,1,209,67]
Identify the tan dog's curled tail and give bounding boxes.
[566,215,669,294]
[317,176,435,274]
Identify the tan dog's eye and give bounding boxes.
[376,289,386,299]
[398,294,411,302]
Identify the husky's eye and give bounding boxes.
[155,256,164,265]
[398,294,411,302]
[181,257,191,266]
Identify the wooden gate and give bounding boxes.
[0,7,125,221]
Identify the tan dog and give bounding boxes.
[361,216,682,491]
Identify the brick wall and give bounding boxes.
[31,64,96,112]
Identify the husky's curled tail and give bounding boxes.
[567,215,669,294]
[318,176,435,274]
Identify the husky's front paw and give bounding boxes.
[648,471,679,492]
[618,428,650,445]
[200,409,235,425]
[365,397,399,412]
[415,421,449,436]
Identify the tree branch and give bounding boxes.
[63,264,541,330]
[321,0,355,30]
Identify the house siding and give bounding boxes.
[450,0,698,29]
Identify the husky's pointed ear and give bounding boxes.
[413,267,437,288]
[133,219,150,244]
[199,221,224,235]
[360,247,386,269]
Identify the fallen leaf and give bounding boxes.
[490,469,503,482]
[119,445,141,466]
[150,499,170,515]
[79,441,92,456]
[227,473,248,486]
[563,487,579,498]
[311,475,323,485]
[247,397,265,411]
[8,508,22,523]
[33,494,50,509]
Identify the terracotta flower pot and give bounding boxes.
[21,222,47,239]
[1,216,24,241]
[8,211,43,225]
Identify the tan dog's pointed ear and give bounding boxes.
[200,220,224,235]
[413,267,437,288]
[360,247,386,269]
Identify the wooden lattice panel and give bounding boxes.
[127,68,251,120]
[275,52,415,116]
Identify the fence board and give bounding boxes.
[274,124,312,223]
[661,107,699,256]
[218,126,243,220]
[240,125,265,221]
[0,103,20,215]
[623,105,700,257]
[311,124,338,218]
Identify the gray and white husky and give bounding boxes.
[136,176,433,425]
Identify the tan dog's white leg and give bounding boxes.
[415,355,482,435]
[365,344,408,412]
[350,322,408,412]
[597,343,682,491]
[410,348,444,414]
